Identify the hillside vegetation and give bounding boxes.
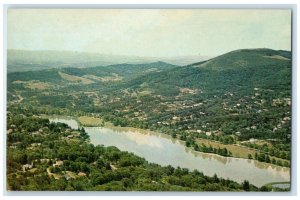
[7,48,291,168]
[7,112,261,191]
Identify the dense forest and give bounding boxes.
[7,48,291,166]
[6,48,292,191]
[7,112,273,191]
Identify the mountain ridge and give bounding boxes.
[190,48,291,70]
[115,48,291,97]
[7,49,209,72]
[7,47,292,154]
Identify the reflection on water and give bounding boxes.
[253,160,270,170]
[49,117,290,187]
[126,132,163,148]
[272,183,290,189]
[50,117,79,130]
[197,153,227,165]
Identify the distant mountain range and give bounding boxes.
[117,48,291,96]
[8,48,291,96]
[7,48,292,143]
[7,49,210,72]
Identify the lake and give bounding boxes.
[49,117,290,187]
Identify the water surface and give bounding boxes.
[50,117,290,187]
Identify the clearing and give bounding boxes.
[263,55,290,61]
[195,138,290,166]
[58,71,94,84]
[78,116,103,127]
[13,80,52,90]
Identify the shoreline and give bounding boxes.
[47,115,291,187]
[101,122,291,170]
[46,114,290,171]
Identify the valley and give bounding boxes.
[50,116,290,187]
[6,48,292,191]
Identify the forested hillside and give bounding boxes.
[7,48,292,168]
[7,112,262,191]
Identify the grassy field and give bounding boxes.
[195,138,290,166]
[13,80,52,90]
[78,116,103,127]
[59,71,94,84]
[196,138,257,159]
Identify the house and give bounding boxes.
[110,164,118,171]
[40,159,50,163]
[78,172,87,177]
[31,143,41,147]
[53,160,64,167]
[196,130,202,133]
[67,135,74,139]
[10,125,16,129]
[249,138,257,143]
[64,173,75,180]
[22,163,33,172]
[31,131,41,136]
[235,131,241,136]
[72,131,80,137]
[205,131,212,136]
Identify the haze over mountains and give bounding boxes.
[7,48,292,189]
[6,9,292,192]
[8,48,291,98]
[7,48,291,141]
[106,48,291,97]
[7,49,211,72]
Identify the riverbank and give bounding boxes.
[195,138,290,167]
[78,116,103,127]
[10,114,258,191]
[47,115,291,187]
[46,115,290,169]
[102,120,290,169]
[262,181,291,191]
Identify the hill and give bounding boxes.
[7,61,177,86]
[7,49,166,73]
[116,48,291,96]
[7,113,259,191]
[7,49,208,72]
[190,48,291,70]
[7,48,292,166]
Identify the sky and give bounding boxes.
[7,9,291,57]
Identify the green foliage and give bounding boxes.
[6,113,256,191]
[7,48,291,191]
[243,180,250,191]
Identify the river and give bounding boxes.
[49,117,290,187]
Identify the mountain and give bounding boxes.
[118,48,291,96]
[190,48,291,70]
[6,48,292,191]
[7,48,292,143]
[7,49,164,73]
[7,48,291,96]
[7,61,178,87]
[7,49,209,73]
[160,55,212,66]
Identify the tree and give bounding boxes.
[248,154,253,159]
[171,132,177,138]
[260,185,271,191]
[185,140,191,147]
[265,155,271,163]
[213,174,219,183]
[243,180,250,191]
